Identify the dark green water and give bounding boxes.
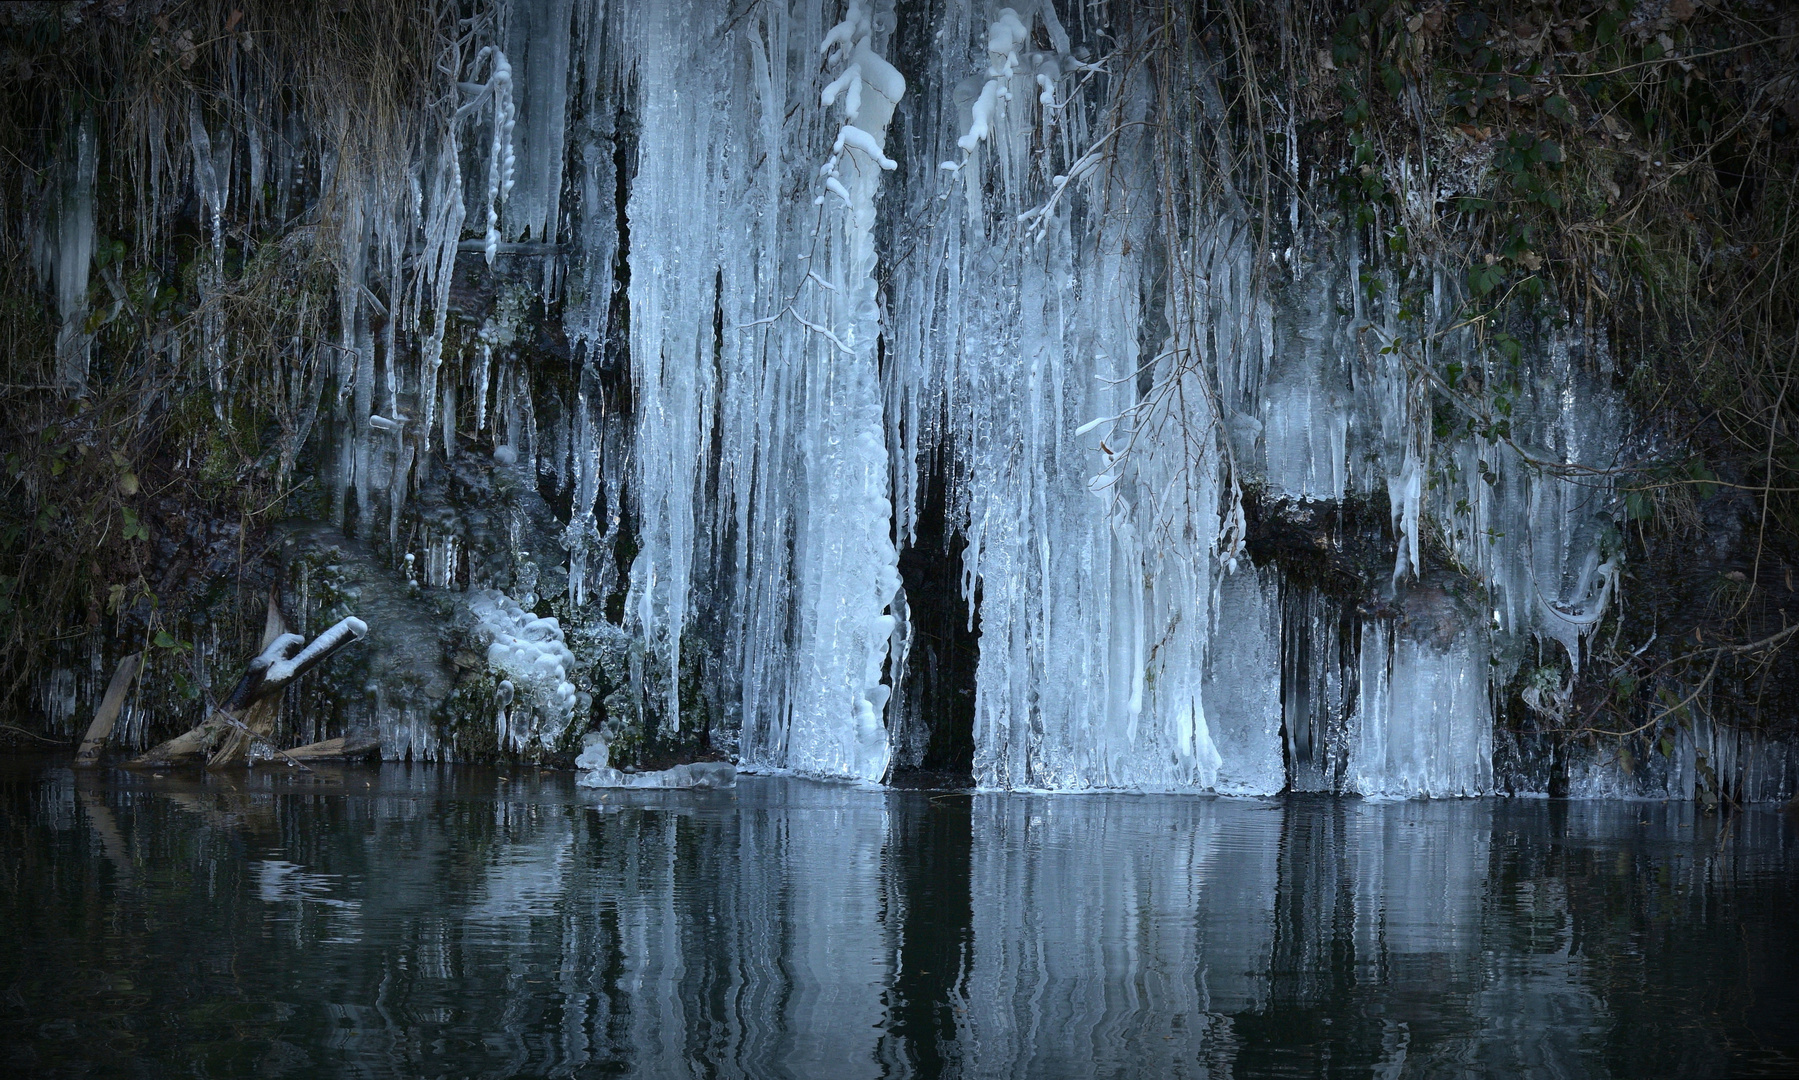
[2,759,1796,1078]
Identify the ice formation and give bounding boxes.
[245,616,370,692]
[91,0,1787,800]
[574,732,737,790]
[411,0,1640,793]
[471,590,579,754]
[48,113,96,388]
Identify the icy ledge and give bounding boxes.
[574,736,736,791]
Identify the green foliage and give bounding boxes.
[1305,0,1799,748]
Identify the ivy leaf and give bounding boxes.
[1468,263,1505,296]
[1689,460,1719,500]
[1494,333,1525,365]
[1543,95,1576,123]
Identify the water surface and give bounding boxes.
[3,759,1796,1078]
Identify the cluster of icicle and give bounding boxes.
[600,0,1638,793]
[39,0,1665,794]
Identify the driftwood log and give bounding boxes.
[128,603,368,770]
[74,651,144,767]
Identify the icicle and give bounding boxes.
[474,345,491,431]
[1388,453,1424,585]
[466,45,516,266]
[50,112,97,388]
[502,0,573,246]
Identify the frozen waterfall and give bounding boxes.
[118,0,1734,797]
[460,0,1631,791]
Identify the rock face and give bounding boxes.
[275,524,460,760]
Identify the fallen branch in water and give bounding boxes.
[279,734,381,762]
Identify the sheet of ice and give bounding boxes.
[892,3,1250,791]
[502,0,573,248]
[610,0,904,782]
[1349,620,1494,797]
[50,112,96,387]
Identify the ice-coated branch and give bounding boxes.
[819,1,867,61]
[813,0,904,203]
[939,7,1031,172]
[833,125,897,171]
[788,310,855,356]
[821,62,863,119]
[1015,131,1117,241]
[222,618,368,710]
[266,617,369,687]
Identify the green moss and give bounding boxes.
[442,671,501,762]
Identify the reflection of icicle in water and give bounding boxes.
[960,794,1266,1066]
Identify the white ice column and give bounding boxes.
[51,113,97,389]
[613,0,904,780]
[890,6,1239,792]
[618,0,733,728]
[775,0,907,781]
